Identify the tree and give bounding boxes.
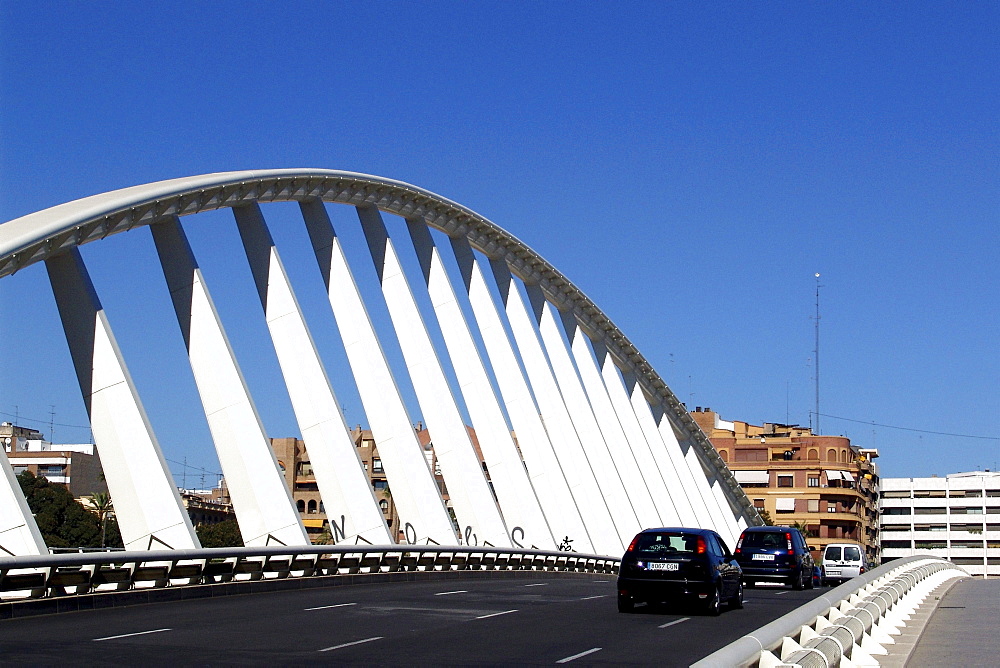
[87,491,114,548]
[757,509,774,526]
[16,471,123,549]
[196,519,244,548]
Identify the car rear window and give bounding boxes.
[844,546,861,561]
[825,546,842,560]
[741,531,786,549]
[634,532,702,555]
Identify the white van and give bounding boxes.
[822,543,867,586]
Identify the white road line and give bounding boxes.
[524,583,548,587]
[658,617,691,629]
[93,628,171,642]
[434,590,468,596]
[580,594,607,600]
[775,590,789,595]
[304,602,357,611]
[557,647,602,663]
[476,609,518,619]
[318,636,383,652]
[592,580,608,583]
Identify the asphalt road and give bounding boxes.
[0,575,828,666]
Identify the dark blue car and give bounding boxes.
[617,527,743,615]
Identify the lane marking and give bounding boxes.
[580,594,607,600]
[658,617,691,629]
[775,590,789,595]
[557,647,602,663]
[304,602,357,611]
[318,636,383,652]
[476,609,518,619]
[93,628,171,642]
[592,580,608,583]
[434,590,468,596]
[524,583,548,587]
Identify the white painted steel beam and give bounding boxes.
[592,341,681,527]
[651,402,736,543]
[44,249,199,551]
[625,374,702,528]
[0,449,47,556]
[489,259,622,556]
[559,311,662,530]
[150,219,308,548]
[355,205,510,547]
[299,200,456,546]
[406,221,554,549]
[232,203,391,545]
[525,285,641,544]
[449,236,589,551]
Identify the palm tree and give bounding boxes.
[87,491,114,549]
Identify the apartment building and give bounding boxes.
[1,422,107,497]
[880,471,1000,578]
[692,408,880,563]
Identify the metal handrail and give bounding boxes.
[0,546,620,600]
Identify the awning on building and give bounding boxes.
[302,518,325,528]
[775,497,796,511]
[825,470,843,481]
[841,471,855,482]
[734,470,770,484]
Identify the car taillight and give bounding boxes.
[696,537,707,554]
[627,534,641,552]
[785,532,793,554]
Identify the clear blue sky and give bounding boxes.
[1,1,997,483]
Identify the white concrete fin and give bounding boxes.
[406,220,553,549]
[299,200,455,546]
[530,291,638,546]
[355,204,509,547]
[757,650,791,668]
[488,258,619,555]
[150,218,308,548]
[781,637,805,661]
[799,624,820,644]
[0,449,47,556]
[860,631,888,656]
[45,248,199,551]
[449,235,589,551]
[815,616,834,632]
[232,203,391,545]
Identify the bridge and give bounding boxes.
[0,171,985,665]
[0,169,756,556]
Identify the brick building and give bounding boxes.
[691,408,880,563]
[1,422,107,497]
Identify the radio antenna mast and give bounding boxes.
[813,273,823,434]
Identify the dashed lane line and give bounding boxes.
[475,609,518,620]
[304,602,357,611]
[93,629,171,642]
[557,647,602,663]
[318,636,383,652]
[524,583,548,587]
[658,617,691,629]
[580,595,608,601]
[434,590,468,596]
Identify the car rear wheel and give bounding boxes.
[730,581,744,609]
[791,569,805,590]
[806,572,816,589]
[704,585,722,616]
[617,594,635,613]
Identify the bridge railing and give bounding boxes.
[692,555,967,668]
[0,546,620,600]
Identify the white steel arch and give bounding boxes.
[0,169,759,556]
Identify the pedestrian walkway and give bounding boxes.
[879,576,999,667]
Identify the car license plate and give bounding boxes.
[648,562,679,571]
[752,554,775,561]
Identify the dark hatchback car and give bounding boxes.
[617,527,743,615]
[734,526,814,590]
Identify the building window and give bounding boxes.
[307,499,318,514]
[379,499,389,513]
[735,448,768,463]
[372,458,383,474]
[808,477,819,487]
[718,449,728,462]
[753,499,765,510]
[373,479,388,491]
[807,449,819,461]
[827,449,837,462]
[296,500,305,513]
[808,499,819,513]
[777,475,794,488]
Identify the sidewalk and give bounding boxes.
[880,576,999,668]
